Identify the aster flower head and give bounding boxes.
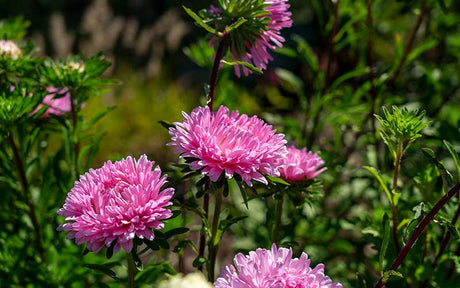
[0,40,21,59]
[32,87,72,118]
[168,105,287,187]
[57,155,174,253]
[279,145,327,182]
[214,244,343,288]
[208,0,293,77]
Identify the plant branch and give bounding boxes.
[8,131,46,263]
[374,182,460,288]
[208,31,228,110]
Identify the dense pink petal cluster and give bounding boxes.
[0,40,21,59]
[214,244,343,288]
[34,87,72,117]
[57,155,174,253]
[279,146,326,182]
[233,0,292,77]
[168,105,287,186]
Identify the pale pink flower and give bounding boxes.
[0,40,21,59]
[227,0,292,77]
[279,146,326,182]
[214,244,343,288]
[34,87,72,117]
[57,155,174,253]
[168,105,287,186]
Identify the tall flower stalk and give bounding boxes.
[375,106,429,253]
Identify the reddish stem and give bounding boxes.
[375,182,460,288]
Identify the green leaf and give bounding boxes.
[407,39,438,65]
[158,120,175,130]
[132,250,143,270]
[422,148,454,192]
[192,256,207,268]
[292,34,319,72]
[221,60,263,74]
[225,17,247,34]
[364,166,392,204]
[84,264,119,280]
[183,6,218,35]
[330,67,370,90]
[173,239,197,253]
[444,140,460,181]
[164,227,189,238]
[379,213,391,274]
[381,270,403,284]
[266,175,290,186]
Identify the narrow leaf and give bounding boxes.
[444,140,460,180]
[379,213,391,274]
[85,264,119,280]
[364,166,392,203]
[183,6,218,35]
[221,60,263,74]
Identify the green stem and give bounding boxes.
[274,194,284,243]
[208,31,228,110]
[391,147,402,253]
[8,131,46,263]
[69,90,80,178]
[127,252,136,288]
[208,186,223,281]
[198,182,210,272]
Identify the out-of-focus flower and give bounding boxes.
[33,87,72,118]
[209,0,292,77]
[64,61,85,73]
[158,272,214,288]
[57,155,174,253]
[0,40,21,59]
[168,105,287,186]
[279,145,326,182]
[214,244,343,288]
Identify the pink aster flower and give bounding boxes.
[0,40,21,59]
[279,146,327,182]
[168,105,287,186]
[214,244,343,288]
[34,87,72,117]
[57,155,174,253]
[222,0,292,77]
